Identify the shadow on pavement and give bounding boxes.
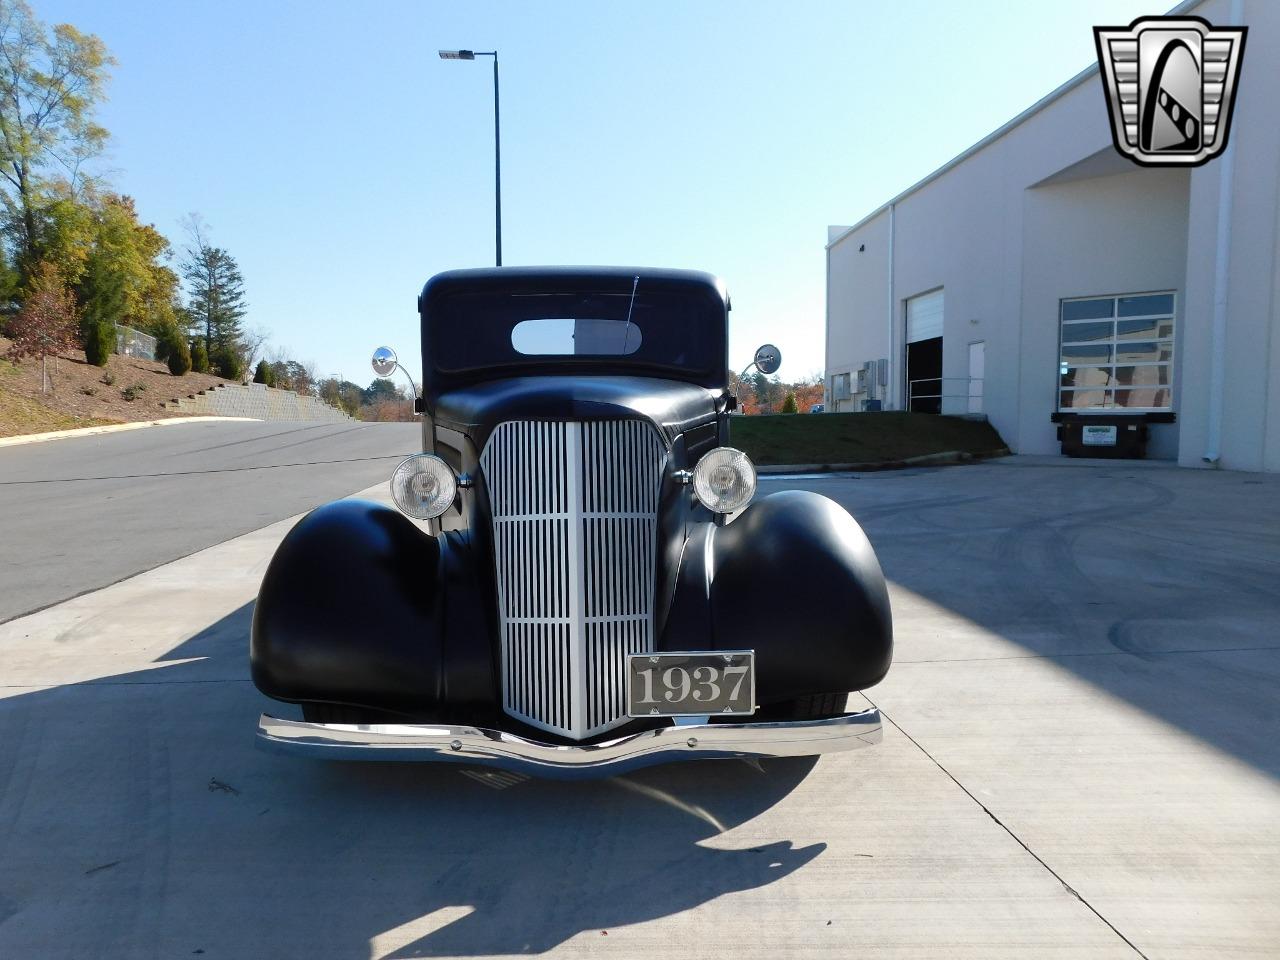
[0,602,822,958]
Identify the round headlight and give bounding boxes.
[390,454,458,520]
[692,447,756,514]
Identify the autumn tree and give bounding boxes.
[0,2,113,285]
[268,355,317,395]
[791,376,824,413]
[337,381,362,415]
[362,378,401,405]
[24,186,93,288]
[316,376,361,417]
[4,259,77,390]
[88,194,182,342]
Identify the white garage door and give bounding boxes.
[906,289,944,343]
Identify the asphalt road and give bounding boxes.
[0,420,421,622]
[0,457,1276,957]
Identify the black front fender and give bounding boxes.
[661,490,893,704]
[250,500,495,717]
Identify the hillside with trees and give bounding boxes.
[0,1,280,434]
[1,0,826,438]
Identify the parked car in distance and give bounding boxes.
[251,267,893,778]
[810,403,825,413]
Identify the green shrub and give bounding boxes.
[253,359,274,386]
[100,370,115,386]
[83,316,116,367]
[121,384,141,402]
[166,335,192,375]
[781,391,799,414]
[152,320,181,364]
[211,343,243,381]
[190,340,209,373]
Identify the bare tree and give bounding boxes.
[239,324,269,373]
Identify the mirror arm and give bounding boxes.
[392,362,423,416]
[730,360,763,414]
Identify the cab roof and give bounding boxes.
[418,266,730,309]
[417,266,731,401]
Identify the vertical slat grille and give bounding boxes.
[481,419,665,739]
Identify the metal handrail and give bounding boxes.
[908,376,984,411]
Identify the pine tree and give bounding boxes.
[180,222,246,360]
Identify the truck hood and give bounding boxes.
[431,375,723,447]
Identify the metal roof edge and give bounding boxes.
[825,0,1204,251]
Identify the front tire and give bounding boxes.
[718,692,850,724]
[778,696,849,716]
[301,703,395,724]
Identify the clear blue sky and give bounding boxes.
[39,0,1160,386]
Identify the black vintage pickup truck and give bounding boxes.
[251,267,892,777]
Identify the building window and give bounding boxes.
[1058,292,1175,411]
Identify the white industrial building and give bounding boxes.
[824,0,1280,471]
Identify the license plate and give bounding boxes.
[626,651,755,718]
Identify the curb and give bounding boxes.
[0,416,262,449]
[756,448,1012,475]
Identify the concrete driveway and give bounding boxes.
[0,457,1275,958]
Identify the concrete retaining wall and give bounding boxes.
[165,383,351,421]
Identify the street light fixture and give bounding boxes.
[439,48,502,266]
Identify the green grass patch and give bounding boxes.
[730,411,1007,466]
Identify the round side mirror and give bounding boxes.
[371,346,398,378]
[753,344,782,376]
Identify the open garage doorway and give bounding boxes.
[906,289,943,414]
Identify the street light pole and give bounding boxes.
[492,53,501,267]
[439,48,502,266]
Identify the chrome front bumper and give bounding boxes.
[256,708,882,779]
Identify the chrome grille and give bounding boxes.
[481,420,666,739]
